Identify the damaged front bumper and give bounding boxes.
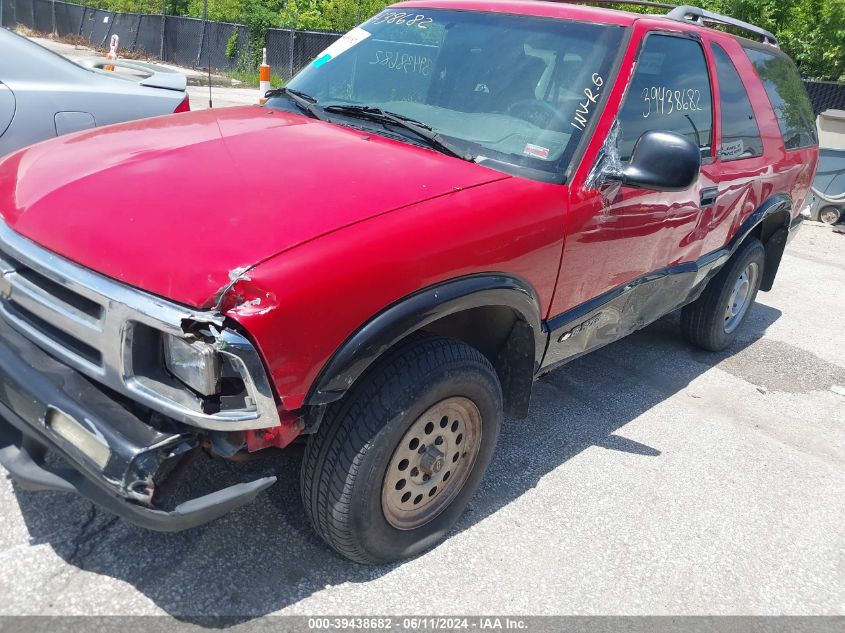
[0,318,275,531]
[0,217,281,433]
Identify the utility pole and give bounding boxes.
[159,0,166,59]
[196,0,208,67]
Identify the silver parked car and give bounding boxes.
[0,28,189,156]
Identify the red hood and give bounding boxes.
[0,107,506,308]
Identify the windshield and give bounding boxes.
[270,9,624,181]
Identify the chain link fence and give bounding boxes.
[3,0,845,105]
[1,0,344,80]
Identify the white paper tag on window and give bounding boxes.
[312,27,371,68]
[720,139,744,159]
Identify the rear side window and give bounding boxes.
[616,34,713,161]
[712,43,763,160]
[743,46,817,150]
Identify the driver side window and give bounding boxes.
[616,34,714,160]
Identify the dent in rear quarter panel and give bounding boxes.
[225,177,568,410]
[785,147,817,211]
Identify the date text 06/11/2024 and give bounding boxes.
[306,617,529,630]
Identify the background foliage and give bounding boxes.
[79,0,845,80]
[610,0,845,81]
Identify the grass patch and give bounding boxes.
[226,69,285,89]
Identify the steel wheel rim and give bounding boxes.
[381,397,482,531]
[724,261,758,334]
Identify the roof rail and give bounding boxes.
[542,1,678,10]
[666,5,778,46]
[541,2,778,47]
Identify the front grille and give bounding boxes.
[3,301,103,366]
[16,263,103,320]
[0,252,107,373]
[0,219,280,431]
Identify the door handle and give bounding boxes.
[700,187,719,207]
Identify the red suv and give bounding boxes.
[0,1,818,563]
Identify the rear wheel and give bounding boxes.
[300,334,502,564]
[681,238,765,352]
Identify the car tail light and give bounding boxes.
[174,94,190,113]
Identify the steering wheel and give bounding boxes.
[507,99,567,129]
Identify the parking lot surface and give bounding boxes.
[0,221,842,618]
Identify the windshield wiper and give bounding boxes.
[265,87,327,121]
[323,105,474,161]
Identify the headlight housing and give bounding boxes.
[162,334,222,396]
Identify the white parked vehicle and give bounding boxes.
[0,28,189,156]
[803,149,845,224]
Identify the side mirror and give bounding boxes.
[610,130,701,192]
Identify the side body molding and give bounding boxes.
[306,275,545,408]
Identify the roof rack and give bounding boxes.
[666,5,778,46]
[543,3,778,47]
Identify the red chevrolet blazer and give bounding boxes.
[0,1,819,563]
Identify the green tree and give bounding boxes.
[703,0,845,80]
[277,0,333,30]
[605,0,844,80]
[277,0,390,31]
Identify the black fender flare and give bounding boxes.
[305,275,544,407]
[731,194,792,252]
[694,194,792,292]
[731,193,793,291]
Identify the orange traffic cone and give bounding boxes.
[104,34,119,71]
[259,48,270,104]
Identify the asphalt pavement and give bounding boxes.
[0,221,842,619]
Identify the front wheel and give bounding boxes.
[681,238,765,352]
[300,334,502,564]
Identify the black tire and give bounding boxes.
[681,238,765,352]
[301,334,502,564]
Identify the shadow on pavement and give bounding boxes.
[11,303,786,623]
